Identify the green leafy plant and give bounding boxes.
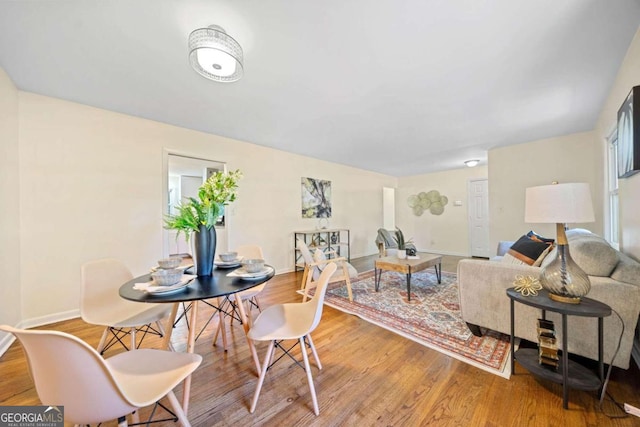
[164,169,242,240]
[393,228,414,250]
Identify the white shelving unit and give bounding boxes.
[294,228,350,271]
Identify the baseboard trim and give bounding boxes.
[0,309,81,359]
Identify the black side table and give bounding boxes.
[507,288,612,409]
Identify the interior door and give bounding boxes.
[468,179,491,258]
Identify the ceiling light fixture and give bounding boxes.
[464,160,480,167]
[188,24,243,82]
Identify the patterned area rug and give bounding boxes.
[318,269,514,378]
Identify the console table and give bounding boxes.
[294,229,350,271]
[507,288,611,409]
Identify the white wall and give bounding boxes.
[396,166,488,256]
[16,88,395,320]
[488,131,602,252]
[0,67,21,333]
[595,27,640,261]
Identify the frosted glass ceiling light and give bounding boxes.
[464,160,480,167]
[189,24,243,82]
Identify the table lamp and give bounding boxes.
[524,182,595,304]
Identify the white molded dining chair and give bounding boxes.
[0,325,201,427]
[297,238,356,302]
[81,258,174,353]
[248,262,337,416]
[213,244,268,350]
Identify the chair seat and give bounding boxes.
[233,283,266,301]
[107,349,202,407]
[92,302,171,328]
[248,303,316,341]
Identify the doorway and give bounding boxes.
[468,178,491,258]
[163,153,227,257]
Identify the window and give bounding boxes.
[607,130,620,248]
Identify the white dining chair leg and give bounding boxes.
[306,334,322,370]
[166,389,192,427]
[250,339,276,413]
[300,336,320,415]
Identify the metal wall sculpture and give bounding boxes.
[408,190,448,216]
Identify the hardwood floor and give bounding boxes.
[1,255,639,426]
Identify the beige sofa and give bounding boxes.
[457,229,640,369]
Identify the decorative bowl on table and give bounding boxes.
[242,259,265,273]
[157,257,182,269]
[219,252,238,262]
[151,268,183,286]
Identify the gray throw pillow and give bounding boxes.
[569,236,619,277]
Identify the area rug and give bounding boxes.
[314,269,514,379]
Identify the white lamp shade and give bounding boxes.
[525,183,595,224]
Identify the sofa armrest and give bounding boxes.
[457,259,540,338]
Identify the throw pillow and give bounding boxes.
[527,230,555,245]
[504,235,554,266]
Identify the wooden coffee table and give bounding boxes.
[374,253,442,301]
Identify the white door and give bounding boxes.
[468,179,491,258]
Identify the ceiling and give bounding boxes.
[1,1,639,176]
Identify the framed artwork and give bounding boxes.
[617,86,640,178]
[301,177,331,218]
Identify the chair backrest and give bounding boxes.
[0,325,136,425]
[376,228,398,249]
[236,244,264,260]
[80,258,134,325]
[307,262,337,332]
[296,238,314,264]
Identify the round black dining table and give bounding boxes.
[119,265,275,304]
[118,264,275,415]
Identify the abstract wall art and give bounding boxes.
[301,177,332,218]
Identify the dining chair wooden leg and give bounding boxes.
[155,320,175,351]
[182,299,199,415]
[130,409,140,425]
[235,293,261,374]
[306,334,322,369]
[130,327,136,350]
[97,327,109,353]
[162,303,179,351]
[300,336,320,415]
[250,340,275,413]
[166,389,192,427]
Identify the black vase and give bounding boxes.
[193,224,217,276]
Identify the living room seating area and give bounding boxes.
[458,229,640,369]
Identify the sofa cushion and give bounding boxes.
[542,234,619,277]
[611,252,640,286]
[503,235,553,266]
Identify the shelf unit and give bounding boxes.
[294,229,350,271]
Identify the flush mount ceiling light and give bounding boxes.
[464,159,480,167]
[188,24,243,82]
